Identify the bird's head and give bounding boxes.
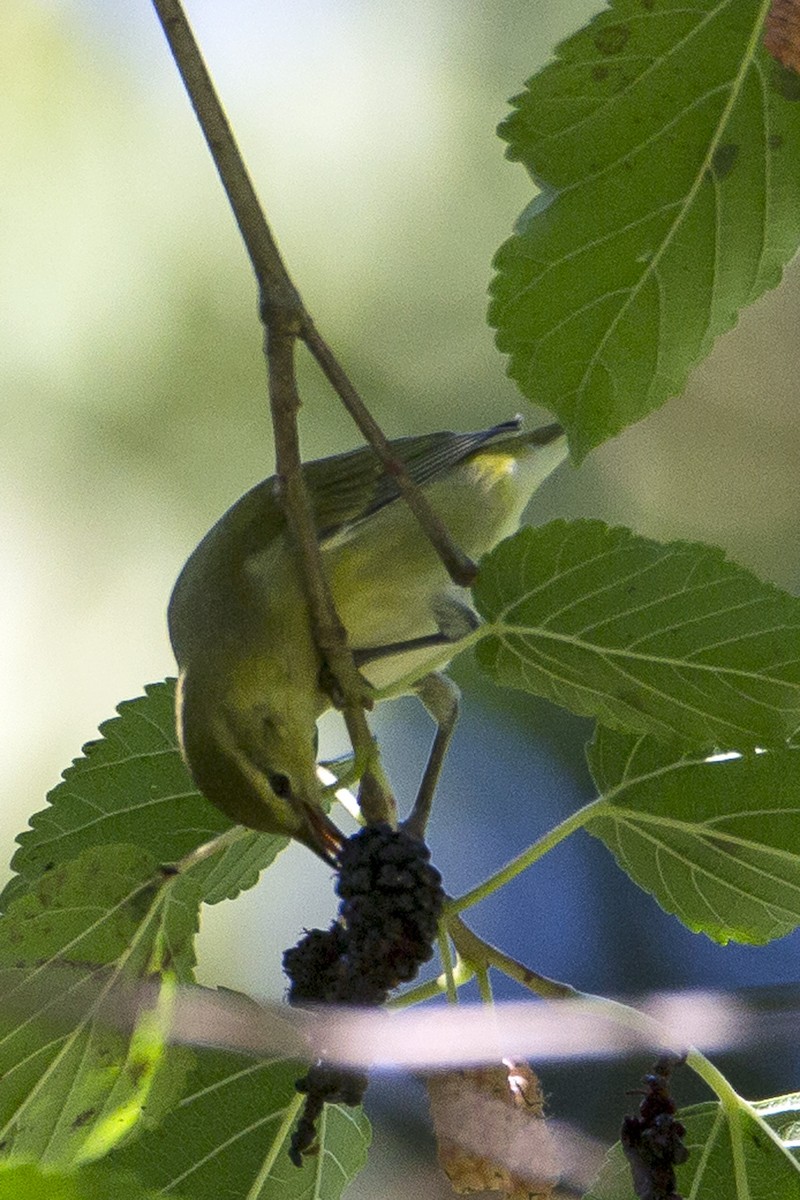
[175,662,343,864]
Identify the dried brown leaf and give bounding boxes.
[427,1061,557,1198]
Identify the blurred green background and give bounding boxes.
[3,2,800,1191]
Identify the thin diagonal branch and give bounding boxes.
[302,318,478,584]
[151,0,390,822]
[151,0,480,828]
[448,915,579,1001]
[150,1,299,317]
[152,1,477,584]
[148,2,474,585]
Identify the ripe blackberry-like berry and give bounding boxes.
[282,924,346,1004]
[337,823,445,994]
[621,1055,688,1200]
[289,1065,370,1167]
[285,823,445,1166]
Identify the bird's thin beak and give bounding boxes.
[299,801,345,867]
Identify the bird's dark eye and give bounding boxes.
[267,771,292,799]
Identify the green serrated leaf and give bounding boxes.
[472,521,800,750]
[1,681,288,910]
[0,679,306,1171]
[0,844,158,966]
[586,1098,800,1198]
[585,726,800,944]
[0,846,193,1165]
[752,1093,800,1162]
[192,831,289,908]
[111,1048,371,1200]
[490,0,800,460]
[0,1160,182,1200]
[0,840,199,980]
[0,1018,190,1170]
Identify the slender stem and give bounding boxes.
[685,1048,742,1107]
[449,797,603,914]
[302,321,477,585]
[150,0,483,828]
[169,824,252,874]
[688,1047,800,1173]
[475,964,493,1005]
[150,0,299,319]
[438,927,458,1003]
[244,1092,304,1200]
[265,328,391,824]
[151,2,478,591]
[151,0,393,824]
[402,673,460,839]
[389,957,475,1008]
[684,1049,748,1191]
[388,977,447,1009]
[448,916,578,1000]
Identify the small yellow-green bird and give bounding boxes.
[168,418,567,861]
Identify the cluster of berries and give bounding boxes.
[620,1055,689,1200]
[283,823,445,1166]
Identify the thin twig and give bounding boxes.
[150,1,299,318]
[154,2,482,588]
[151,0,392,821]
[151,0,481,830]
[152,3,476,582]
[264,327,390,823]
[449,915,579,1001]
[302,319,478,585]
